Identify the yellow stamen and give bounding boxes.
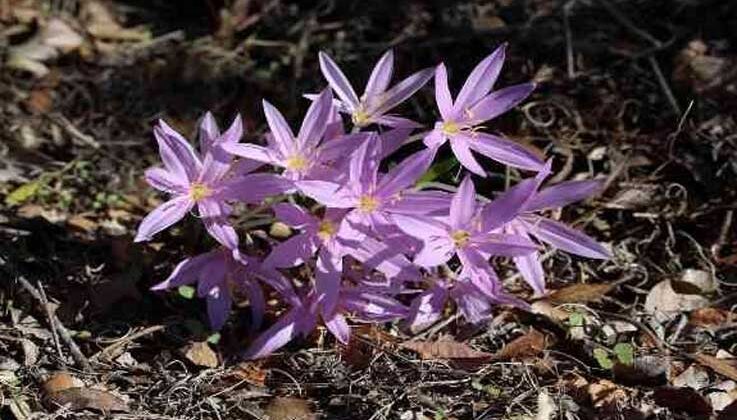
[285,155,308,172]
[317,220,336,241]
[358,195,380,213]
[189,183,212,202]
[441,121,460,136]
[451,230,471,248]
[352,110,371,127]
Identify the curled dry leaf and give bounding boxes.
[264,397,316,420]
[496,329,550,361]
[680,269,717,294]
[644,280,709,316]
[6,18,84,77]
[43,372,129,413]
[181,341,219,368]
[401,337,492,370]
[690,307,732,328]
[549,283,614,304]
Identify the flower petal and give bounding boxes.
[272,203,315,228]
[263,233,318,268]
[385,190,452,216]
[218,173,293,203]
[371,67,434,117]
[150,251,219,291]
[244,306,312,359]
[262,99,296,155]
[206,284,232,330]
[373,115,424,128]
[525,179,603,211]
[199,111,220,154]
[349,135,380,189]
[297,88,333,149]
[144,167,187,194]
[222,143,276,166]
[450,137,486,176]
[346,235,420,281]
[324,311,350,344]
[318,51,360,109]
[391,213,448,242]
[243,279,266,331]
[524,217,611,259]
[404,284,447,333]
[453,43,506,112]
[154,120,202,182]
[377,148,436,198]
[296,180,355,208]
[199,200,238,249]
[480,174,543,232]
[473,232,538,257]
[134,196,193,242]
[434,63,454,120]
[220,114,243,145]
[364,49,394,99]
[449,175,476,229]
[468,82,535,123]
[462,132,545,171]
[379,127,413,159]
[316,248,342,316]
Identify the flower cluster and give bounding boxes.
[136,44,611,358]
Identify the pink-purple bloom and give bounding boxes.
[318,49,434,128]
[425,44,545,176]
[137,45,612,358]
[135,114,291,249]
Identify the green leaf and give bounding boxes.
[5,181,41,206]
[593,347,614,369]
[568,312,585,327]
[178,285,195,299]
[613,343,634,366]
[418,157,458,185]
[207,332,221,344]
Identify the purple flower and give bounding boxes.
[223,89,371,181]
[151,249,295,331]
[406,265,528,331]
[263,203,418,329]
[392,175,538,270]
[244,286,408,359]
[136,113,292,249]
[318,50,434,128]
[425,44,544,176]
[296,138,451,241]
[496,177,611,295]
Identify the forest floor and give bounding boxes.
[1,1,737,419]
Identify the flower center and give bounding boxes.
[317,220,336,241]
[451,230,471,248]
[441,121,460,136]
[189,183,212,202]
[351,110,371,127]
[285,155,309,172]
[358,195,380,213]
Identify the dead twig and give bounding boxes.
[91,325,167,362]
[16,276,92,371]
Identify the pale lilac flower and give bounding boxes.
[496,177,611,295]
[297,138,450,241]
[135,114,291,249]
[151,249,295,331]
[392,175,538,270]
[223,89,370,181]
[264,203,418,332]
[406,265,528,331]
[318,49,434,128]
[244,286,408,359]
[425,44,544,176]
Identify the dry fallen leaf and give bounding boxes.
[264,397,316,420]
[496,329,550,361]
[644,280,709,315]
[7,18,84,77]
[82,1,151,42]
[45,388,129,413]
[549,283,614,304]
[694,354,737,382]
[401,337,492,370]
[588,379,627,408]
[67,214,98,232]
[690,307,732,328]
[230,361,267,386]
[181,341,218,368]
[43,372,129,413]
